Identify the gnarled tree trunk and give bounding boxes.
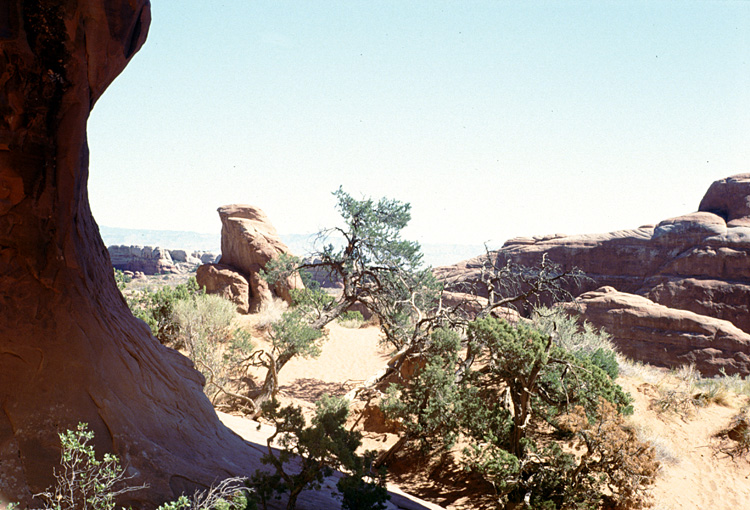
[0,2,262,506]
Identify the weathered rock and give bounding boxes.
[216,205,304,308]
[108,245,176,274]
[435,174,750,335]
[196,264,250,314]
[0,2,269,507]
[699,173,750,227]
[197,251,220,264]
[560,287,750,376]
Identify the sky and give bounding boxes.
[87,1,749,248]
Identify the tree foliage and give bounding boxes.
[384,317,655,509]
[126,277,204,344]
[33,423,145,510]
[250,396,388,510]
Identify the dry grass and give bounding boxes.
[714,406,750,461]
[253,298,287,331]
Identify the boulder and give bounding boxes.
[560,287,750,376]
[216,205,304,308]
[196,264,251,314]
[435,174,750,335]
[699,173,750,227]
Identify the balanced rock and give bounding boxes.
[561,287,750,376]
[215,205,303,309]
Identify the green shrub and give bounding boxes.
[383,317,650,509]
[126,277,203,345]
[24,422,254,510]
[33,423,145,510]
[113,269,131,291]
[336,310,364,329]
[251,396,389,510]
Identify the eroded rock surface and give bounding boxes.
[0,2,267,507]
[436,174,750,334]
[195,263,250,314]
[435,175,750,374]
[108,244,217,274]
[561,287,750,376]
[201,205,303,311]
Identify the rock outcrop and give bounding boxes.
[198,205,303,312]
[435,174,750,374]
[561,287,750,376]
[0,2,269,507]
[195,264,251,314]
[108,245,218,274]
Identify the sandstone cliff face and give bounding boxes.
[435,174,750,374]
[198,205,303,312]
[0,2,266,506]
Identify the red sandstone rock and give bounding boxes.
[217,204,304,308]
[0,2,268,507]
[560,287,750,376]
[196,264,251,314]
[435,174,750,336]
[699,173,750,227]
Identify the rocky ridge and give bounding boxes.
[108,244,218,274]
[435,174,750,375]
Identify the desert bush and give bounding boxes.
[32,423,145,510]
[336,310,365,329]
[24,423,254,510]
[383,317,651,509]
[126,277,203,344]
[714,406,750,461]
[156,477,254,510]
[254,298,288,331]
[650,364,736,418]
[113,269,131,291]
[251,396,389,510]
[170,294,254,403]
[532,306,620,379]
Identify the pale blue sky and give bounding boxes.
[87,1,749,247]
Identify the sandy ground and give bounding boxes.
[620,376,750,510]
[221,319,750,510]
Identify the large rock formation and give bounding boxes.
[561,287,750,376]
[435,174,750,374]
[198,205,303,312]
[0,2,267,506]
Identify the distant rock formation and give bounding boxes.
[198,205,303,312]
[435,174,750,374]
[108,245,218,274]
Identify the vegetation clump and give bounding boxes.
[250,396,388,510]
[383,314,656,509]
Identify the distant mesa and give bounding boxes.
[436,173,750,376]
